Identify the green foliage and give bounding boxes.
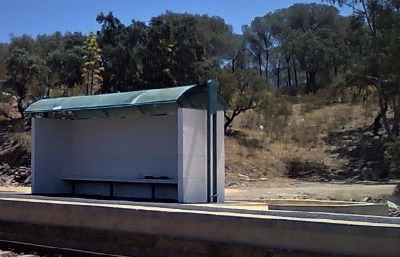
[267,3,345,94]
[141,12,235,87]
[0,43,10,79]
[4,48,48,117]
[212,69,268,131]
[46,32,86,93]
[96,12,147,92]
[5,48,47,97]
[242,13,274,80]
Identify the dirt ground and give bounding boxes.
[226,179,400,204]
[1,179,399,204]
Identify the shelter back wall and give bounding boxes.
[70,113,178,179]
[32,113,178,194]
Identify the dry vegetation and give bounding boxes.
[224,89,399,188]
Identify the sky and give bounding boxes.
[0,0,350,43]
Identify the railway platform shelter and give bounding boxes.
[24,81,227,203]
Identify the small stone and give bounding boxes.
[24,175,31,184]
[0,251,13,255]
[259,177,267,181]
[361,196,372,202]
[387,201,400,217]
[238,173,249,180]
[2,163,10,170]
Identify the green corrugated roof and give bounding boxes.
[25,84,228,119]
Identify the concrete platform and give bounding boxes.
[192,199,389,216]
[0,193,399,257]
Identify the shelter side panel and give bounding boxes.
[217,111,225,202]
[31,118,73,194]
[178,108,207,203]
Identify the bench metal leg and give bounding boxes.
[110,182,114,197]
[151,184,155,200]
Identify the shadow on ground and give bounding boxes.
[290,124,400,182]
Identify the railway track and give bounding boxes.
[0,240,130,257]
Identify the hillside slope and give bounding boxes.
[225,101,400,186]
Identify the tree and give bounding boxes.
[0,43,10,81]
[217,69,268,131]
[142,12,205,86]
[142,12,236,87]
[327,0,400,140]
[267,3,344,94]
[96,12,147,92]
[43,32,86,95]
[242,14,274,84]
[4,48,47,118]
[81,32,104,95]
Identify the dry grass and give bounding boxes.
[225,96,380,185]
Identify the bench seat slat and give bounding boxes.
[62,177,178,184]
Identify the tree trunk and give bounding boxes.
[378,92,393,140]
[90,79,94,95]
[392,97,400,137]
[292,59,299,94]
[391,78,400,137]
[286,56,292,91]
[367,2,393,141]
[263,37,270,85]
[224,110,241,133]
[307,70,317,94]
[305,71,310,94]
[373,112,382,136]
[86,73,90,96]
[265,50,269,85]
[276,59,281,95]
[17,98,25,120]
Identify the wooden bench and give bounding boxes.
[62,177,178,200]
